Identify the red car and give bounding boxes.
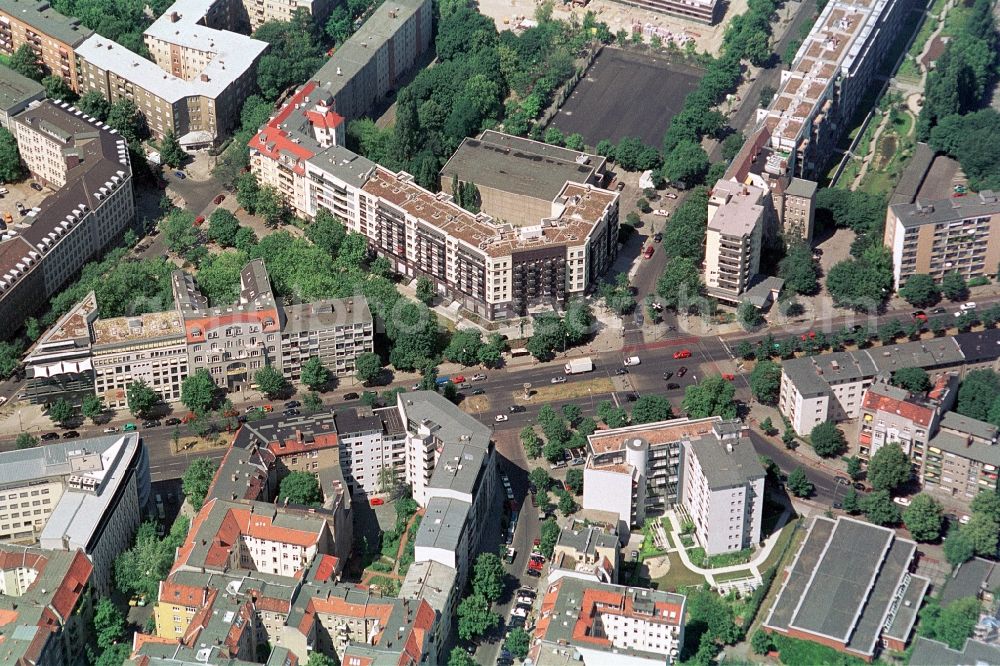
[213,194,226,205]
[193,215,205,226]
[643,245,655,259]
[533,538,541,547]
[912,311,928,322]
[722,373,735,381]
[673,350,691,359]
[800,331,817,341]
[370,498,384,506]
[452,375,465,383]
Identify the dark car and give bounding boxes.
[853,482,867,491]
[284,400,301,409]
[30,183,42,192]
[41,432,60,441]
[931,307,947,315]
[662,370,673,380]
[472,389,485,395]
[164,417,181,426]
[282,408,300,416]
[343,392,359,400]
[142,419,161,428]
[666,382,681,390]
[174,171,186,179]
[654,232,663,242]
[62,430,80,439]
[677,366,687,377]
[509,405,525,414]
[625,392,639,402]
[614,368,628,376]
[525,568,541,577]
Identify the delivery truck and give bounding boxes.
[564,357,594,374]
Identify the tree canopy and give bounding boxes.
[778,243,820,295]
[278,471,323,506]
[904,494,944,542]
[181,369,216,414]
[809,422,847,458]
[472,552,505,602]
[899,274,940,308]
[0,127,25,184]
[181,459,218,511]
[748,359,782,404]
[682,375,737,419]
[892,367,931,393]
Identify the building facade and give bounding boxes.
[856,375,952,462]
[915,412,1000,504]
[704,180,766,304]
[611,0,720,23]
[0,0,93,91]
[884,192,1000,289]
[0,100,133,340]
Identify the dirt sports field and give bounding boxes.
[546,47,702,147]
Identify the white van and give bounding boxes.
[624,355,641,366]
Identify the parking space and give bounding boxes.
[0,178,51,227]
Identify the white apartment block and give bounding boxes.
[704,180,766,305]
[680,427,765,555]
[334,406,406,495]
[779,340,966,436]
[0,101,133,340]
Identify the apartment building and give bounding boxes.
[680,422,765,555]
[0,0,92,91]
[550,524,620,585]
[765,516,929,660]
[0,545,93,666]
[440,130,608,227]
[884,192,1000,289]
[756,0,912,179]
[75,0,268,147]
[0,100,133,340]
[529,577,686,665]
[704,180,766,304]
[914,412,1000,504]
[0,63,44,128]
[0,433,150,594]
[334,405,406,495]
[91,310,189,410]
[400,558,459,651]
[857,374,955,462]
[778,338,966,436]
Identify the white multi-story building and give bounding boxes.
[529,577,686,665]
[680,424,765,555]
[335,406,406,495]
[704,180,766,305]
[0,100,133,340]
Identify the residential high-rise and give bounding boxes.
[704,180,766,304]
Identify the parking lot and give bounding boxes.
[0,178,51,227]
[546,48,702,147]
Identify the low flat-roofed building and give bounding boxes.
[0,544,94,666]
[529,577,686,665]
[765,515,929,660]
[440,130,607,226]
[550,524,619,584]
[938,557,1000,608]
[0,64,44,129]
[0,0,93,91]
[909,637,1000,666]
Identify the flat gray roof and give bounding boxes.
[891,190,1000,228]
[927,430,1000,467]
[939,411,999,442]
[414,496,469,552]
[440,131,602,203]
[0,65,44,114]
[0,0,92,45]
[785,177,817,198]
[687,434,764,490]
[400,391,491,451]
[555,525,618,556]
[428,441,486,496]
[306,144,376,188]
[910,637,1000,666]
[400,559,457,612]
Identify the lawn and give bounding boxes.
[515,377,615,404]
[759,518,802,573]
[773,634,872,665]
[714,569,755,583]
[653,551,707,592]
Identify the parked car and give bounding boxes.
[123,423,137,431]
[664,193,678,199]
[370,498,384,506]
[652,209,670,217]
[666,383,680,390]
[662,370,673,380]
[142,419,160,428]
[103,427,119,433]
[41,432,60,441]
[344,392,359,400]
[614,367,628,376]
[30,183,42,192]
[643,245,655,259]
[282,408,300,416]
[495,414,509,422]
[165,417,181,426]
[509,405,525,413]
[471,373,487,381]
[194,215,205,226]
[912,311,928,322]
[835,477,850,486]
[722,373,735,381]
[472,388,486,395]
[677,366,688,377]
[62,430,80,439]
[452,375,466,383]
[931,307,947,315]
[961,302,977,311]
[673,349,691,359]
[174,171,186,179]
[213,194,226,204]
[893,496,912,507]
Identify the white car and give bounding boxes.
[550,376,567,384]
[516,595,534,606]
[103,427,119,433]
[664,193,678,199]
[961,302,977,311]
[511,607,528,618]
[652,209,670,217]
[495,414,509,422]
[0,396,7,406]
[624,355,641,366]
[472,373,487,381]
[892,496,911,507]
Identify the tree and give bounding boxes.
[0,127,24,183]
[597,400,629,428]
[825,246,894,312]
[538,518,560,557]
[737,300,764,330]
[749,359,782,404]
[750,629,774,655]
[236,172,261,213]
[254,366,288,397]
[957,370,1000,421]
[447,648,477,666]
[661,140,708,185]
[846,455,863,481]
[868,443,911,493]
[303,391,323,413]
[809,422,847,458]
[778,244,820,295]
[786,468,813,497]
[9,44,43,81]
[505,627,531,659]
[15,433,38,450]
[682,375,737,419]
[904,494,944,542]
[944,527,977,567]
[306,653,340,666]
[472,552,505,602]
[521,427,542,458]
[206,209,241,247]
[300,357,330,390]
[182,459,218,511]
[457,593,500,641]
[477,333,506,368]
[841,488,861,514]
[656,257,702,310]
[42,75,74,102]
[181,369,216,415]
[81,395,104,423]
[558,490,576,516]
[77,91,111,121]
[353,352,382,385]
[941,272,968,301]
[631,395,674,424]
[159,129,185,168]
[565,468,584,494]
[107,98,147,144]
[444,329,483,366]
[921,597,981,649]
[965,511,1000,557]
[415,276,435,305]
[862,490,901,526]
[256,185,290,227]
[543,439,565,463]
[94,598,125,650]
[899,274,940,307]
[278,471,323,506]
[47,398,74,426]
[126,380,159,418]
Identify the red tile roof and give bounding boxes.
[861,389,934,427]
[310,554,339,583]
[248,81,321,176]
